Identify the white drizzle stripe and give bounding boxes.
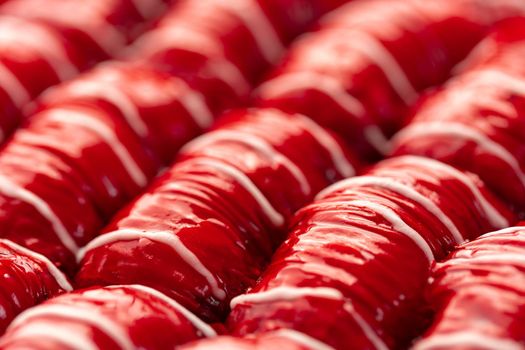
[0,239,72,291]
[480,226,525,238]
[9,304,135,350]
[210,0,285,62]
[118,285,217,337]
[46,109,147,187]
[293,113,356,178]
[173,80,214,129]
[0,62,31,109]
[0,174,77,253]
[316,176,464,244]
[66,80,148,137]
[447,253,525,267]
[137,27,250,95]
[334,29,418,104]
[0,18,78,81]
[394,122,525,190]
[77,229,226,300]
[391,156,509,228]
[343,303,388,350]
[347,200,434,261]
[5,322,98,350]
[230,287,343,309]
[182,130,311,195]
[187,158,285,227]
[258,72,366,118]
[414,332,523,350]
[267,329,336,350]
[257,73,389,154]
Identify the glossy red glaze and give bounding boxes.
[413,224,525,350]
[0,240,71,335]
[256,0,525,160]
[225,156,515,350]
[76,108,359,322]
[0,285,213,350]
[392,18,525,214]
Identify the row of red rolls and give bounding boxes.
[0,0,524,349]
[0,0,170,138]
[0,0,353,340]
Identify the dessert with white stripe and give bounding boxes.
[256,0,525,160]
[392,17,525,212]
[0,285,215,350]
[413,225,525,350]
[0,239,72,334]
[218,156,513,349]
[76,108,359,322]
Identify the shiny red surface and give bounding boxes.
[0,241,70,334]
[256,0,525,159]
[76,108,359,322]
[392,18,525,213]
[0,285,207,350]
[414,224,525,349]
[225,157,514,349]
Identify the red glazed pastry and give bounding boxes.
[392,18,525,213]
[224,156,514,350]
[256,0,525,159]
[76,108,358,322]
[0,239,72,334]
[413,224,525,350]
[0,284,216,349]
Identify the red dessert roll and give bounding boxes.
[256,0,525,159]
[225,156,514,349]
[76,108,358,322]
[413,225,525,350]
[0,285,216,349]
[0,239,72,334]
[392,18,525,213]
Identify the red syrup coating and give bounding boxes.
[0,239,72,335]
[392,17,525,214]
[76,108,359,323]
[0,285,216,350]
[0,0,338,274]
[255,0,525,160]
[413,224,525,350]
[222,156,514,350]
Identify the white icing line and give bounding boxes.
[293,113,356,178]
[347,200,434,261]
[65,80,148,137]
[182,130,311,195]
[46,108,147,187]
[172,78,214,129]
[391,156,509,229]
[119,284,217,337]
[208,0,285,62]
[0,239,72,291]
[341,29,418,104]
[480,226,525,238]
[0,174,77,253]
[187,158,285,227]
[343,303,388,350]
[0,17,78,81]
[5,322,98,350]
[0,62,31,109]
[257,72,389,154]
[9,304,136,350]
[414,331,523,350]
[267,329,336,350]
[77,229,226,300]
[316,176,464,244]
[230,286,343,309]
[394,121,525,191]
[447,253,525,267]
